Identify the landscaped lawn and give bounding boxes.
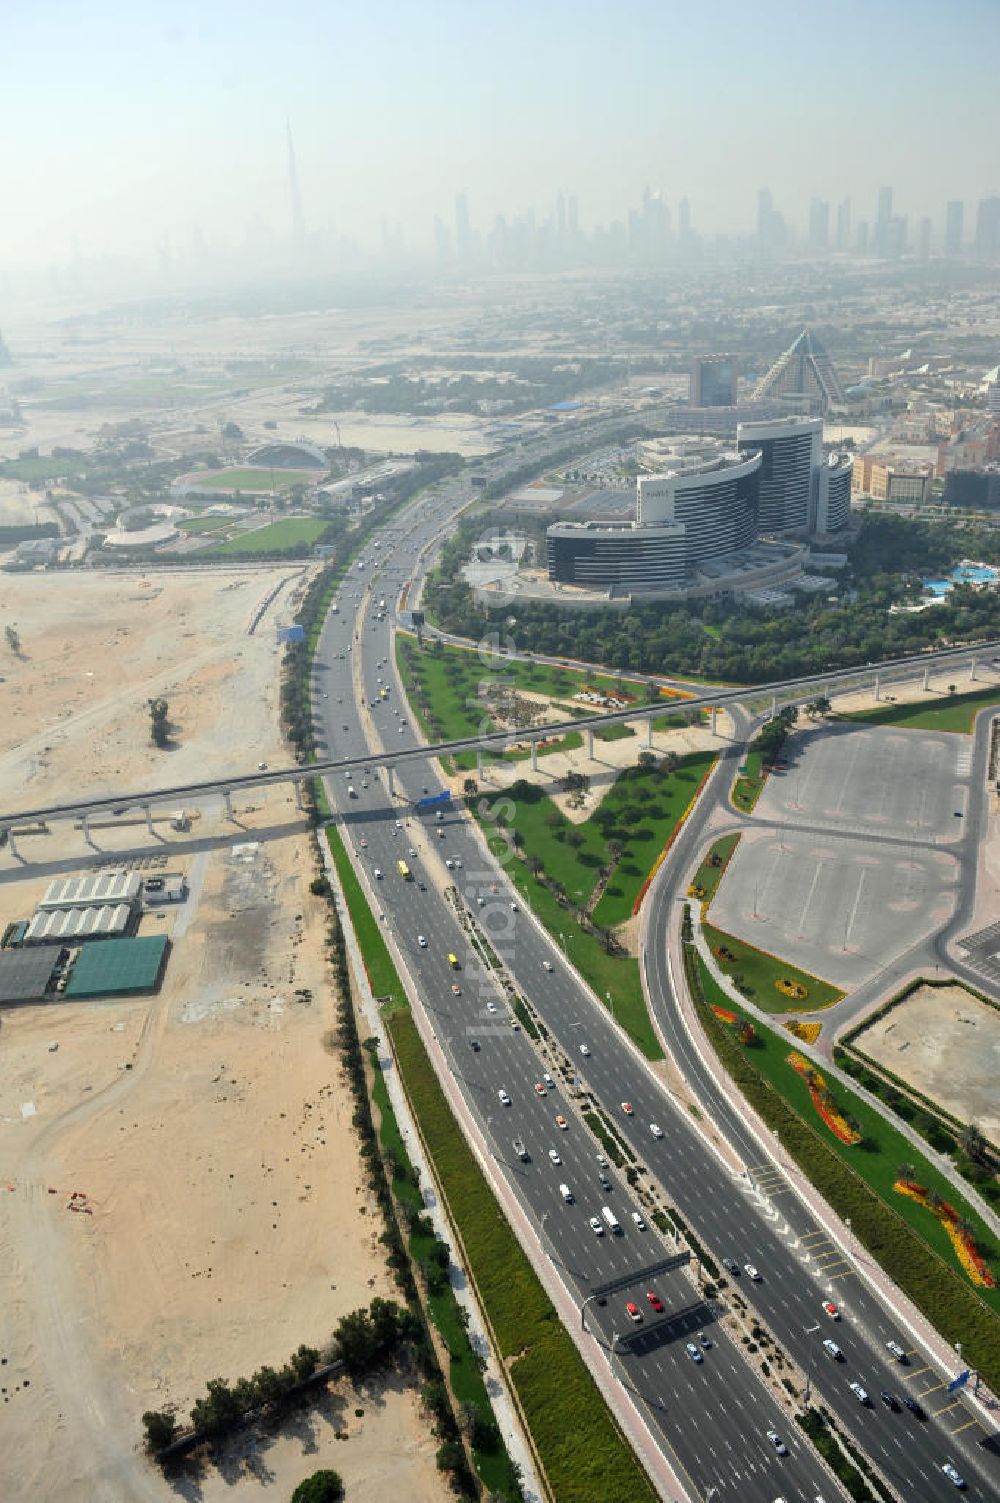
[192,466,320,494]
[0,455,82,481]
[689,833,741,906]
[694,958,1000,1310]
[208,517,328,554]
[732,748,766,812]
[843,684,1000,735]
[397,636,596,767]
[702,917,844,1012]
[326,825,405,1007]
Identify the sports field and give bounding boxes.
[188,466,321,495]
[207,517,328,554]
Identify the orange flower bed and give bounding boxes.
[894,1180,996,1289]
[712,1004,738,1025]
[787,1051,862,1145]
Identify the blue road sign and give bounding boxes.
[948,1369,970,1393]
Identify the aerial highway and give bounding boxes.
[3,633,998,833]
[312,473,997,1500]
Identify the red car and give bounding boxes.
[822,1300,840,1321]
[555,1114,568,1130]
[621,1101,634,1116]
[646,1291,663,1313]
[534,1082,547,1096]
[625,1301,641,1323]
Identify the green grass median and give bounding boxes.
[325,825,405,1007]
[387,1009,659,1503]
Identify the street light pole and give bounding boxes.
[804,1322,821,1405]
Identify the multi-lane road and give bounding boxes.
[312,472,997,1501]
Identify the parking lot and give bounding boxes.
[711,827,959,991]
[754,722,970,843]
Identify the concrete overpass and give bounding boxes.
[3,637,998,852]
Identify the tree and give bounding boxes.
[141,1409,178,1452]
[637,750,656,770]
[4,625,20,654]
[897,1162,918,1185]
[959,1121,990,1166]
[148,696,170,748]
[463,777,478,798]
[291,1470,344,1503]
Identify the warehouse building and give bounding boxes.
[39,870,142,911]
[25,902,135,946]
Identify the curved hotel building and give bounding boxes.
[546,447,761,593]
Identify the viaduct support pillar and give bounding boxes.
[971,657,978,683]
[293,781,304,811]
[386,766,395,799]
[223,790,235,822]
[711,706,719,736]
[530,739,539,773]
[874,675,881,702]
[587,728,595,760]
[144,803,154,835]
[923,667,930,692]
[645,718,653,748]
[770,696,777,720]
[81,811,95,847]
[476,748,483,780]
[4,828,17,860]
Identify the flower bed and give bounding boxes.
[712,1004,738,1025]
[787,1051,862,1145]
[786,1019,822,1045]
[777,977,808,1000]
[895,1179,997,1289]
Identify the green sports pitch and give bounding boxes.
[187,467,320,495]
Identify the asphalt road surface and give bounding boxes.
[314,468,997,1502]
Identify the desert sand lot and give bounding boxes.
[0,562,444,1501]
[0,565,307,813]
[852,982,1000,1144]
[0,805,442,1503]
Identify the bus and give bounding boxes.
[447,952,460,969]
[397,860,411,880]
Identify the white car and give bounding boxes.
[542,960,553,971]
[580,1044,591,1058]
[498,1089,511,1106]
[766,1429,788,1456]
[588,1216,604,1237]
[631,1210,646,1230]
[486,1001,498,1014]
[542,1072,554,1088]
[849,1382,870,1405]
[649,1123,664,1139]
[941,1461,966,1489]
[744,1263,761,1280]
[548,1148,562,1165]
[417,935,428,948]
[374,868,383,880]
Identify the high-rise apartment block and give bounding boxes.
[976,197,1000,260]
[690,355,738,407]
[945,200,964,257]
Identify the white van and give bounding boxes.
[558,1183,573,1202]
[601,1205,621,1234]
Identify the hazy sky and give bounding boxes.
[4,0,1000,268]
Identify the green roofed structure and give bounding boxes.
[64,935,169,999]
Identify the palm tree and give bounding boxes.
[897,1162,918,1184]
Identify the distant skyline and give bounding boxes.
[3,0,1000,273]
